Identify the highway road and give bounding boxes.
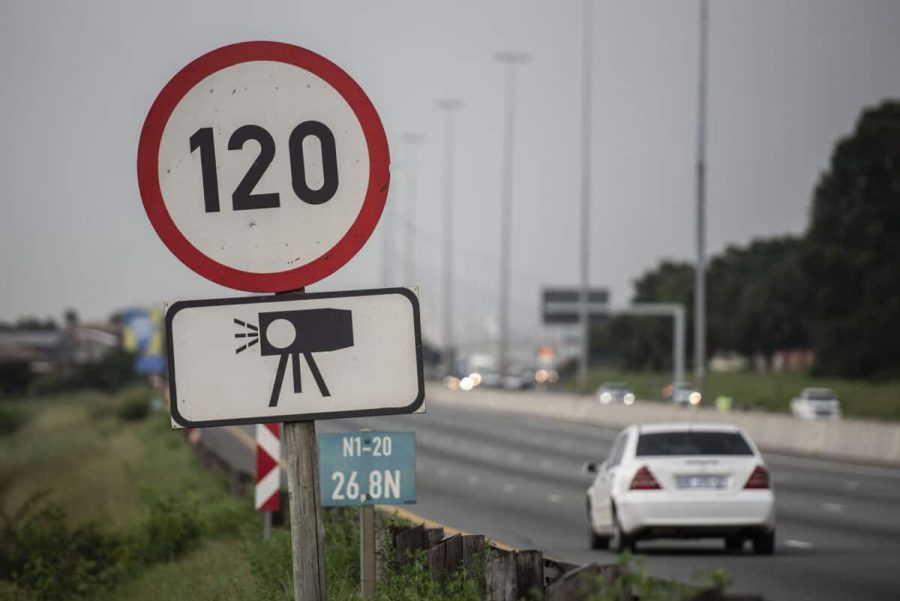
[200,399,900,601]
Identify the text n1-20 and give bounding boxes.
[188,122,339,213]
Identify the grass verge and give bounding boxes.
[574,369,900,420]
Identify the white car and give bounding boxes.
[790,388,841,420]
[596,383,636,405]
[668,382,702,407]
[585,423,775,554]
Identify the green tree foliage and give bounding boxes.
[593,261,694,372]
[596,100,900,378]
[708,236,810,360]
[804,101,900,377]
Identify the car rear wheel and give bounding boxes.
[611,506,636,553]
[753,530,775,555]
[586,501,610,550]
[724,536,744,552]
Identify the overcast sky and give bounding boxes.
[1,0,898,356]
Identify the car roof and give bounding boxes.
[632,423,743,434]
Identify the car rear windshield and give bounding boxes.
[636,431,754,456]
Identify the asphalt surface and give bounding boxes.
[200,401,900,601]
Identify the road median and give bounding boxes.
[426,384,900,466]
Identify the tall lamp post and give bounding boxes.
[435,98,464,376]
[399,132,425,286]
[694,0,709,395]
[494,51,530,377]
[577,0,595,393]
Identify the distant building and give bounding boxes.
[0,322,121,374]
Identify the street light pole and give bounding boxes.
[577,0,594,393]
[694,0,709,394]
[435,98,464,376]
[494,51,530,377]
[399,133,425,286]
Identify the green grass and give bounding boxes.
[0,387,256,600]
[0,387,729,600]
[0,388,501,600]
[574,369,900,420]
[99,538,253,601]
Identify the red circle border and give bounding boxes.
[137,41,390,292]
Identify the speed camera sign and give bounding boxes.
[137,42,390,291]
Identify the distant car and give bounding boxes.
[790,388,841,420]
[665,382,702,407]
[596,383,635,406]
[585,423,776,554]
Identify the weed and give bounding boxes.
[0,405,30,436]
[0,494,124,600]
[128,489,201,564]
[115,390,150,422]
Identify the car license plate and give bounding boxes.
[676,475,727,489]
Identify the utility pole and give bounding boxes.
[494,51,530,377]
[399,133,425,286]
[435,99,464,376]
[694,0,709,394]
[577,0,594,393]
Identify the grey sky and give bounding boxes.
[1,0,898,356]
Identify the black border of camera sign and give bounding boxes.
[165,287,425,428]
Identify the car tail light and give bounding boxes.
[629,465,661,490]
[744,465,770,489]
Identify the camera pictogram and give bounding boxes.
[234,309,354,406]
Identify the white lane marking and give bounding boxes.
[822,503,844,513]
[548,493,562,504]
[503,483,516,494]
[467,475,481,486]
[766,453,900,480]
[437,467,449,478]
[785,539,814,549]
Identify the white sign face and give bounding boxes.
[158,62,369,274]
[138,42,390,292]
[166,288,424,427]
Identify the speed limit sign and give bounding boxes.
[137,41,390,291]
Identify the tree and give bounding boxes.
[593,261,694,372]
[707,237,810,363]
[804,100,900,377]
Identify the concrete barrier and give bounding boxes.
[426,384,900,466]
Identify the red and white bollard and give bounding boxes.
[256,423,281,539]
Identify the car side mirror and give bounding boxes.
[583,460,607,474]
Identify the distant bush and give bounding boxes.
[31,350,140,396]
[0,361,33,397]
[129,490,201,564]
[0,495,124,600]
[116,390,150,422]
[0,404,30,436]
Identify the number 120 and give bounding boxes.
[188,121,339,213]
